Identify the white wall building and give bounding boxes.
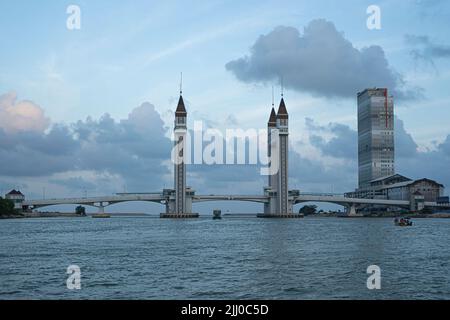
[4,189,25,210]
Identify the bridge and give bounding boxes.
[22,191,450,216]
[19,92,450,217]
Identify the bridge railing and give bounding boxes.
[299,193,345,197]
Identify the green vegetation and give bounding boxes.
[0,197,17,217]
[299,205,318,216]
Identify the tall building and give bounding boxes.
[276,97,289,213]
[267,107,277,192]
[357,88,395,189]
[174,94,187,214]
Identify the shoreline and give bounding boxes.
[0,211,151,219]
[2,212,450,219]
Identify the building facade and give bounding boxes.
[346,174,445,203]
[358,88,395,189]
[5,189,25,210]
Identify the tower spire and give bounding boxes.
[268,86,277,127]
[277,76,288,119]
[180,72,183,95]
[280,76,284,98]
[268,108,277,127]
[176,73,187,117]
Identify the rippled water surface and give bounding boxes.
[0,217,449,299]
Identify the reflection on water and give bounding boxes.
[0,217,449,299]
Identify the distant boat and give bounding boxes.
[92,213,111,219]
[213,210,222,220]
[394,217,413,226]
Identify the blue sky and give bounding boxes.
[1,1,450,141]
[1,0,450,212]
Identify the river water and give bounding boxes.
[0,216,449,299]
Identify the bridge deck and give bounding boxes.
[21,193,449,209]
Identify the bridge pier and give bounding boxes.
[91,202,111,218]
[258,192,303,218]
[345,203,361,217]
[160,189,199,218]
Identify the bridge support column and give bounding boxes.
[160,189,199,218]
[346,204,358,216]
[258,191,302,218]
[92,202,110,218]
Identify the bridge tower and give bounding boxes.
[161,89,198,218]
[276,97,290,214]
[174,94,187,214]
[264,107,278,214]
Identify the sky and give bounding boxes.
[1,0,450,213]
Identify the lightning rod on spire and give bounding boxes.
[180,72,183,95]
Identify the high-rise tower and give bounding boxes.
[174,94,187,214]
[357,88,395,189]
[276,97,289,214]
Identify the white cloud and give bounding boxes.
[0,91,50,133]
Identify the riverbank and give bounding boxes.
[0,213,26,219]
[312,212,450,218]
[0,211,151,219]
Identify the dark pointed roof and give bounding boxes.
[7,189,23,196]
[175,95,187,117]
[268,108,277,127]
[276,98,288,119]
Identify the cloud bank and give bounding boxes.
[0,95,171,191]
[226,20,419,100]
[305,116,450,191]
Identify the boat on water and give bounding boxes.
[394,217,413,226]
[213,210,222,220]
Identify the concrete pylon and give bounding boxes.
[346,204,357,216]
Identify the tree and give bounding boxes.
[75,206,86,216]
[299,205,318,216]
[0,197,16,216]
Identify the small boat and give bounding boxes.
[213,209,222,220]
[394,217,413,226]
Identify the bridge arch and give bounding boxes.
[102,200,164,215]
